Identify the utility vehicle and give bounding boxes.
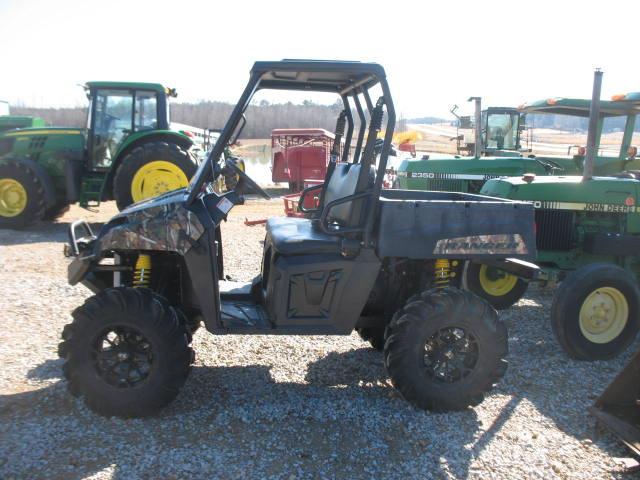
[60,60,537,417]
[0,82,217,228]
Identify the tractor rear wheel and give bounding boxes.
[58,287,193,417]
[384,287,507,411]
[464,262,528,310]
[0,160,46,229]
[113,141,196,210]
[551,263,639,361]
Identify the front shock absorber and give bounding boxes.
[434,259,451,289]
[133,254,151,288]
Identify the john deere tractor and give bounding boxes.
[479,74,640,361]
[0,82,213,228]
[396,89,640,312]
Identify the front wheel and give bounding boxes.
[58,288,193,417]
[113,141,196,210]
[384,287,507,411]
[551,263,639,361]
[464,262,528,310]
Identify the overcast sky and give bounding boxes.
[0,0,637,118]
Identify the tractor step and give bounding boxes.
[79,175,104,208]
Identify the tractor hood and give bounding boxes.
[481,175,640,213]
[93,188,205,256]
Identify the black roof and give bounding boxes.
[250,60,386,94]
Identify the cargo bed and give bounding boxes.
[376,189,537,260]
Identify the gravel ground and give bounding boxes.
[1,197,639,479]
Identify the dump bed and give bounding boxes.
[376,190,536,260]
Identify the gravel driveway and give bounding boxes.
[0,198,638,479]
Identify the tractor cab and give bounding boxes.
[83,82,172,170]
[518,96,640,175]
[482,107,525,155]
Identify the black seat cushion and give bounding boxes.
[266,217,341,255]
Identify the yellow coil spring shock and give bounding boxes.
[434,259,451,289]
[133,254,151,288]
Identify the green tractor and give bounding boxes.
[450,97,528,157]
[396,89,640,313]
[0,82,213,228]
[479,74,640,361]
[397,96,639,194]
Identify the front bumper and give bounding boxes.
[65,219,96,285]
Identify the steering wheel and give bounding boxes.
[226,159,271,200]
[535,158,564,172]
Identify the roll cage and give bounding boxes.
[186,61,396,240]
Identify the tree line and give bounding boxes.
[11,100,348,138]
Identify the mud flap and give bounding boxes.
[590,349,640,457]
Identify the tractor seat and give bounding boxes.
[266,217,342,255]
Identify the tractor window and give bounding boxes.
[135,91,158,131]
[485,113,519,151]
[601,116,626,157]
[92,89,134,168]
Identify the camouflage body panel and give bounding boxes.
[96,190,204,255]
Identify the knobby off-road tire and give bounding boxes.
[113,141,196,211]
[464,262,528,310]
[551,263,640,361]
[58,287,193,418]
[384,287,508,411]
[0,160,47,229]
[357,327,386,351]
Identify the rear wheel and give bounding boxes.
[464,262,528,310]
[113,141,196,210]
[384,287,507,411]
[0,160,46,229]
[58,287,193,417]
[551,263,639,360]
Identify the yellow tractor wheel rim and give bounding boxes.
[478,264,519,297]
[0,178,28,217]
[130,161,189,203]
[579,287,628,344]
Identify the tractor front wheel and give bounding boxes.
[58,287,193,417]
[464,262,528,310]
[113,141,196,210]
[551,263,639,361]
[0,160,47,229]
[384,287,507,411]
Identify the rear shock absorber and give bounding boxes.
[133,254,151,288]
[434,259,451,289]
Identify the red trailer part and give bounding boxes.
[271,128,336,192]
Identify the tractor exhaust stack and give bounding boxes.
[468,97,482,158]
[583,69,603,181]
